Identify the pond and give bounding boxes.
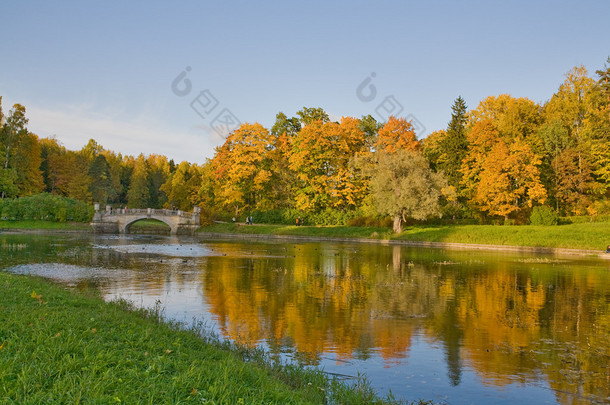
[1,232,609,404]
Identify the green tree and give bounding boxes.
[296,107,330,126]
[438,96,469,189]
[595,56,610,104]
[363,150,448,233]
[88,154,115,204]
[0,103,43,197]
[358,114,381,149]
[270,112,301,137]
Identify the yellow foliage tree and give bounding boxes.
[462,120,546,219]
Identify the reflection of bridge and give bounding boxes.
[90,205,201,235]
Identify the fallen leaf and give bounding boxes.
[165,349,173,355]
[90,328,97,334]
[0,342,6,350]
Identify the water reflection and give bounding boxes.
[1,233,609,404]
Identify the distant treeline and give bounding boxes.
[1,60,609,229]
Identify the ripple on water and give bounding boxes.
[7,263,132,283]
[92,243,215,257]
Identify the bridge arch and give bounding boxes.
[120,215,177,234]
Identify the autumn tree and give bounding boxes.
[543,66,604,213]
[102,150,130,205]
[469,95,543,145]
[289,117,369,212]
[211,123,275,216]
[146,154,170,208]
[375,116,420,153]
[422,130,447,172]
[63,151,93,202]
[39,137,63,194]
[126,154,150,208]
[268,112,301,208]
[461,120,547,220]
[161,161,202,211]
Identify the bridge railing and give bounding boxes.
[101,208,195,218]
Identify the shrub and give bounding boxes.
[347,216,393,228]
[0,193,94,222]
[530,206,559,226]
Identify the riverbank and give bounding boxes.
[199,222,610,255]
[0,220,90,231]
[0,271,409,404]
[2,219,608,256]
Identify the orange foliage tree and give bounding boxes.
[375,116,420,153]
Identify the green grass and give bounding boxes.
[0,272,415,404]
[200,222,610,251]
[200,222,394,239]
[0,220,91,230]
[395,222,609,250]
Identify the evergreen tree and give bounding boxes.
[596,56,610,104]
[439,96,468,189]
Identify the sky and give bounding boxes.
[1,0,609,163]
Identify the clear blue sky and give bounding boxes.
[1,0,608,163]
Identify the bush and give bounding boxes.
[0,193,94,222]
[247,208,362,226]
[347,216,393,228]
[530,206,559,226]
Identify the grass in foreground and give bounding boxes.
[199,222,610,251]
[0,272,418,404]
[0,220,91,231]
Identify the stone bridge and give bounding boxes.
[90,205,201,235]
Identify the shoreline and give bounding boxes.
[2,226,609,260]
[195,231,610,260]
[0,271,393,404]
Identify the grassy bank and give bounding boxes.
[200,222,610,251]
[0,220,91,231]
[0,272,408,404]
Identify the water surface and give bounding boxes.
[2,232,609,404]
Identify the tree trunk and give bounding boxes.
[393,214,402,233]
